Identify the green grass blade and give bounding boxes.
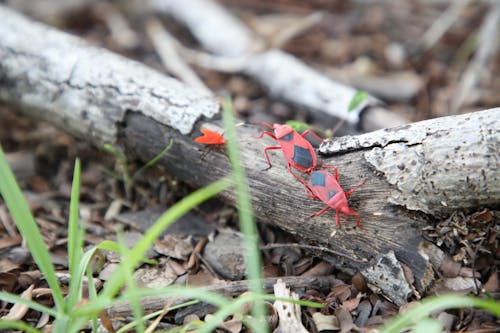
[103,144,127,162]
[73,285,231,318]
[133,139,174,179]
[67,158,84,310]
[381,294,500,333]
[98,177,231,300]
[86,265,99,333]
[197,293,256,333]
[116,300,199,333]
[0,319,43,333]
[221,98,267,332]
[0,291,59,318]
[117,233,145,332]
[0,145,65,311]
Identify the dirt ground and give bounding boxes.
[0,0,499,332]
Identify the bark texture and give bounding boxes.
[0,5,218,145]
[319,110,500,217]
[1,6,499,303]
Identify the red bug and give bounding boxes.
[195,129,227,146]
[307,169,365,229]
[194,129,227,158]
[258,123,329,186]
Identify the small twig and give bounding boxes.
[451,2,500,112]
[271,11,324,49]
[144,297,176,333]
[181,47,252,73]
[145,18,212,95]
[419,0,469,51]
[106,275,338,318]
[260,243,368,263]
[94,2,140,49]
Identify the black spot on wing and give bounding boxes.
[292,145,313,168]
[310,171,326,186]
[328,190,339,199]
[281,132,293,141]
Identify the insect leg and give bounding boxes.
[310,205,330,218]
[258,131,277,140]
[322,165,338,180]
[262,146,281,170]
[336,209,341,227]
[345,179,366,197]
[287,164,309,190]
[348,209,363,230]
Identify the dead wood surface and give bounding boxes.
[106,275,337,318]
[1,5,500,302]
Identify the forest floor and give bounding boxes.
[0,1,499,332]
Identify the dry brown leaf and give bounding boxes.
[484,271,499,292]
[351,272,367,291]
[342,296,361,312]
[312,312,339,331]
[168,259,187,276]
[186,269,221,287]
[0,259,19,274]
[302,261,332,276]
[335,306,355,333]
[222,313,243,333]
[0,272,18,293]
[2,284,34,320]
[99,310,115,333]
[183,313,200,325]
[36,311,50,329]
[134,265,177,288]
[331,284,351,302]
[0,235,22,249]
[186,237,208,270]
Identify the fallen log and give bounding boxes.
[1,6,499,304]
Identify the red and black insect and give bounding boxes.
[307,169,365,229]
[258,123,329,186]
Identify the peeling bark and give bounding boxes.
[0,5,218,145]
[319,109,500,216]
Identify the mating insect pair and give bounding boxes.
[259,123,364,229]
[193,123,364,228]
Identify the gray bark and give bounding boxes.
[0,5,218,146]
[1,5,499,303]
[319,110,500,217]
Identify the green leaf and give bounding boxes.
[133,139,174,179]
[285,120,310,133]
[0,319,44,333]
[348,91,368,112]
[0,291,59,318]
[67,159,84,311]
[0,145,65,311]
[381,294,500,333]
[220,98,267,332]
[103,144,126,162]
